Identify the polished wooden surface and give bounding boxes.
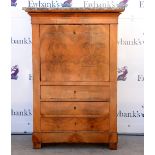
[40,25,109,82]
[24,8,124,150]
[41,102,109,115]
[41,132,109,143]
[41,116,109,131]
[32,24,40,133]
[41,85,110,101]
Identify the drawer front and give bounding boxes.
[41,117,109,132]
[41,85,110,101]
[41,102,109,115]
[40,25,109,82]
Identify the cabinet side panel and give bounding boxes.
[110,24,117,82]
[109,24,117,136]
[32,24,40,132]
[109,82,117,143]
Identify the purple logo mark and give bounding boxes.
[11,0,17,7]
[117,66,128,81]
[117,0,128,8]
[62,0,72,7]
[11,65,19,80]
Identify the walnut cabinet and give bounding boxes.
[24,8,124,150]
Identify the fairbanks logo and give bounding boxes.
[11,109,32,116]
[28,0,72,8]
[11,65,19,80]
[11,0,73,8]
[117,66,128,81]
[117,105,144,118]
[11,0,17,7]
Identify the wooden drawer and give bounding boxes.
[40,85,110,101]
[41,116,109,132]
[41,102,109,115]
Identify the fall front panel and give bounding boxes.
[40,25,109,82]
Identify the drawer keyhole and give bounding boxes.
[74,90,76,94]
[74,106,76,110]
[75,122,77,126]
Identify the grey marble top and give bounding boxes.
[23,7,125,13]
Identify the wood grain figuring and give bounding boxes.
[109,24,118,146]
[41,102,109,115]
[110,82,117,133]
[110,24,118,82]
[41,132,109,143]
[109,132,118,143]
[24,8,124,150]
[31,13,120,24]
[40,81,110,86]
[32,133,41,149]
[32,24,41,132]
[41,85,110,101]
[41,116,109,131]
[40,25,109,82]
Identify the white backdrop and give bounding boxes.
[11,0,144,134]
